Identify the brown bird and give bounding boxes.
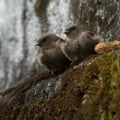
[78,31,101,59]
[36,33,71,74]
[64,23,81,39]
[64,23,88,40]
[61,39,81,65]
[61,31,101,65]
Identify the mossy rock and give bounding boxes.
[0,50,120,120]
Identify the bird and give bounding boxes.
[78,31,101,57]
[61,30,101,66]
[64,23,81,40]
[60,38,81,66]
[64,23,88,40]
[36,33,71,74]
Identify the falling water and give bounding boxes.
[0,0,41,91]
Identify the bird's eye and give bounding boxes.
[70,27,76,31]
[42,38,50,44]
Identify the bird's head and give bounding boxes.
[36,33,65,49]
[64,24,80,39]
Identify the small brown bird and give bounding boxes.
[61,39,81,65]
[64,23,81,39]
[36,33,71,74]
[61,31,101,65]
[78,31,101,59]
[64,23,88,40]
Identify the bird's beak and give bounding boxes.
[64,31,69,34]
[60,39,66,43]
[35,43,40,46]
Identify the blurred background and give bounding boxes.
[0,0,120,91]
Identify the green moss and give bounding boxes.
[1,50,120,120]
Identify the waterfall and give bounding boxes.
[0,0,41,91]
